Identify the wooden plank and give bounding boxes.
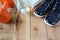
[16,11,26,40]
[45,22,60,40]
[17,6,31,40]
[31,0,48,40]
[0,7,17,40]
[31,14,47,40]
[55,22,60,40]
[25,6,31,40]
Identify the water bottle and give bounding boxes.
[14,0,41,14]
[14,0,27,14]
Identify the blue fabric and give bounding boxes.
[45,0,60,25]
[35,0,54,16]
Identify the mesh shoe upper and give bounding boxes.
[34,0,55,16]
[45,0,60,25]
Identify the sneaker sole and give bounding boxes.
[34,12,45,17]
[44,19,54,26]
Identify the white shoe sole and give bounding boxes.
[44,19,54,26]
[34,12,45,17]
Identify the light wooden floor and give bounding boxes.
[18,7,60,40]
[0,1,60,40]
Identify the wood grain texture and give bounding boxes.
[31,14,47,40]
[0,7,17,40]
[45,22,60,40]
[0,0,60,40]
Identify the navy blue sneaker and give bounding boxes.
[44,0,60,26]
[34,0,55,17]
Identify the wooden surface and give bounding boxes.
[0,6,17,40]
[0,0,60,40]
[18,6,60,40]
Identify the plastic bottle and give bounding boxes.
[14,0,27,14]
[14,0,41,14]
